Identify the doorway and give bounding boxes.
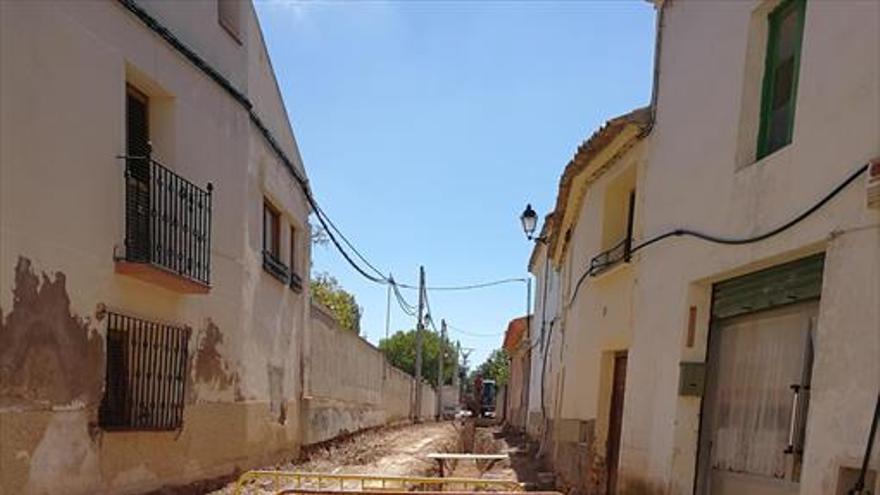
[607,352,627,495]
[696,253,825,495]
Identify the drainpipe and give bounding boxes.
[849,393,880,495]
[644,0,667,136]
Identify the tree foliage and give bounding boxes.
[310,272,361,334]
[470,349,510,386]
[379,329,457,387]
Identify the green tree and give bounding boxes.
[379,329,457,387]
[470,349,510,386]
[310,272,362,334]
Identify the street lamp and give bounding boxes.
[520,203,540,241]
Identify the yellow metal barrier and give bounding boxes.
[233,471,524,495]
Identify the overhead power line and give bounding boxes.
[397,278,528,291]
[313,202,387,280]
[446,323,506,338]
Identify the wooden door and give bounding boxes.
[607,352,628,494]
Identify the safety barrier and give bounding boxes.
[233,471,524,495]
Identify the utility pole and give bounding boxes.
[413,266,425,422]
[385,274,392,341]
[436,319,447,421]
[460,347,473,402]
[383,274,392,380]
[453,341,461,405]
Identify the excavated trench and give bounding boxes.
[210,420,546,495]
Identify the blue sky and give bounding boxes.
[254,0,656,365]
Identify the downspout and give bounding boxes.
[643,0,666,136]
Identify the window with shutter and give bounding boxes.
[125,87,151,263]
[262,200,289,283]
[757,0,806,159]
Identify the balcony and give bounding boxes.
[117,155,213,293]
[588,236,631,277]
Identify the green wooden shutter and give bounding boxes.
[712,253,825,319]
[757,0,806,160]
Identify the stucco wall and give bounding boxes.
[527,243,563,440]
[619,1,880,494]
[0,1,310,493]
[546,138,646,494]
[302,304,438,445]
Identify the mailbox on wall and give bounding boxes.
[679,362,706,397]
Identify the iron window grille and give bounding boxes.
[99,311,191,430]
[289,271,303,292]
[122,148,213,286]
[263,250,291,283]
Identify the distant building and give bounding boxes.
[502,315,530,431]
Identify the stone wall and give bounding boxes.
[302,303,438,445]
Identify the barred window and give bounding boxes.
[99,312,191,430]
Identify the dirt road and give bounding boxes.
[209,422,551,495]
[211,422,458,494]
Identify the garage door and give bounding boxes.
[697,254,824,495]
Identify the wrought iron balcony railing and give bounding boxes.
[588,236,632,277]
[122,155,213,287]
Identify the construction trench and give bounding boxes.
[210,420,552,495]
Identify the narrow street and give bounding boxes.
[212,422,544,495]
[3,1,878,494]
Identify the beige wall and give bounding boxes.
[303,303,438,445]
[527,242,564,439]
[0,1,310,493]
[619,1,880,494]
[546,134,646,494]
[505,344,529,430]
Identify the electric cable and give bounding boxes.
[445,323,505,338]
[567,162,870,308]
[313,202,387,280]
[397,278,528,291]
[309,200,388,285]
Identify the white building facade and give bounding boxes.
[619,1,880,494]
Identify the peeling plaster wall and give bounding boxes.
[0,1,309,493]
[620,2,880,494]
[303,304,438,445]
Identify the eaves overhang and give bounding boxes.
[547,107,652,267]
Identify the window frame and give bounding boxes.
[289,224,297,273]
[756,0,806,160]
[288,224,303,292]
[263,200,281,260]
[217,0,242,44]
[262,199,290,283]
[99,311,191,431]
